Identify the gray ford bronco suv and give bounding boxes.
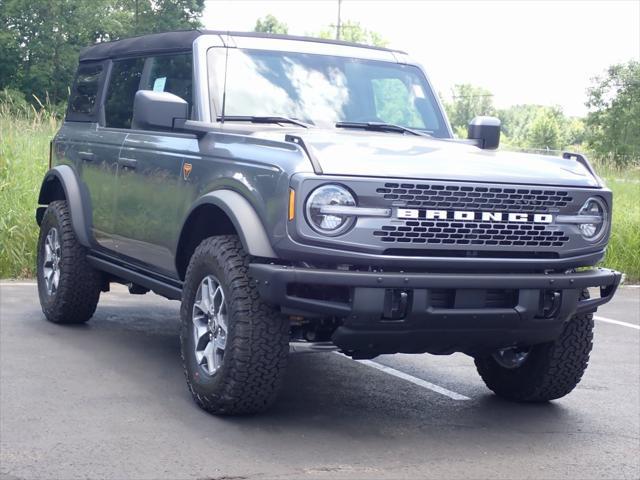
[36,30,621,415]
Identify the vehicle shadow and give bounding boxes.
[54,300,577,448]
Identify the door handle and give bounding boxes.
[118,157,137,169]
[78,151,95,161]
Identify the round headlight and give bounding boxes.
[305,184,356,235]
[578,197,607,241]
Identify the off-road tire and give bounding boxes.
[180,235,289,415]
[36,200,101,324]
[475,290,594,402]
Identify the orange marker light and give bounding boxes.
[288,189,295,221]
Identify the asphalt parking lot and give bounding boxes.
[1,282,638,480]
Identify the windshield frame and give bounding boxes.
[205,46,453,138]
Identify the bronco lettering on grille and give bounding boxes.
[396,209,554,223]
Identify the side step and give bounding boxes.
[87,254,182,300]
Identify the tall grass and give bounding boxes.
[0,105,638,281]
[0,101,59,277]
[602,178,640,280]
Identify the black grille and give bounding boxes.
[376,183,572,212]
[429,289,517,309]
[374,219,570,247]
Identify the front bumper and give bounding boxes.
[250,264,621,355]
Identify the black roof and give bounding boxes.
[79,30,404,62]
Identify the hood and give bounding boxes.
[253,128,600,188]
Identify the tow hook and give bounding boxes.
[383,288,411,320]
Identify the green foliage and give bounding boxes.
[564,117,586,148]
[0,0,204,108]
[254,14,288,34]
[444,84,494,134]
[526,108,563,150]
[585,60,640,165]
[488,104,582,151]
[125,0,204,35]
[316,20,388,47]
[0,104,59,277]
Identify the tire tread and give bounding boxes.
[37,200,101,324]
[475,290,594,402]
[180,235,288,415]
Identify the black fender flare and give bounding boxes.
[37,165,93,247]
[183,190,277,259]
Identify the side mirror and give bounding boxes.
[131,90,188,131]
[467,116,501,150]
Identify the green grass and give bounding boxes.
[1,110,639,282]
[0,110,58,278]
[601,178,640,281]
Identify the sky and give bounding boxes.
[202,0,640,117]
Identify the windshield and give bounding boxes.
[208,48,450,137]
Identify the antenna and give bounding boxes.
[220,32,230,124]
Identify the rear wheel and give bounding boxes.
[475,290,594,402]
[180,235,289,415]
[36,200,102,324]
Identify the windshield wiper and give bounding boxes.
[335,121,431,137]
[217,115,311,128]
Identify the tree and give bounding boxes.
[527,109,562,150]
[585,60,640,163]
[254,14,288,34]
[0,0,204,106]
[444,84,494,133]
[125,0,204,35]
[497,104,577,150]
[564,117,585,148]
[316,20,388,47]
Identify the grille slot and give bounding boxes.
[426,289,517,309]
[376,183,572,212]
[374,220,569,247]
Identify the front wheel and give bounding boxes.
[474,290,594,402]
[180,235,289,415]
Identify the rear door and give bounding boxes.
[65,61,122,251]
[112,53,200,277]
[79,57,147,252]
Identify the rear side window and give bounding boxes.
[105,58,145,129]
[67,63,103,120]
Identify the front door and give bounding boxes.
[111,53,199,277]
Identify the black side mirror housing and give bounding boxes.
[468,116,501,150]
[131,90,188,131]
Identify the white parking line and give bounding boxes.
[594,316,640,331]
[354,358,471,401]
[0,282,36,286]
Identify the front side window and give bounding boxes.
[140,53,193,110]
[105,58,144,129]
[208,49,448,136]
[68,64,103,115]
[105,53,193,129]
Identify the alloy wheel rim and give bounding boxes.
[493,346,531,369]
[42,227,61,296]
[192,275,228,376]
